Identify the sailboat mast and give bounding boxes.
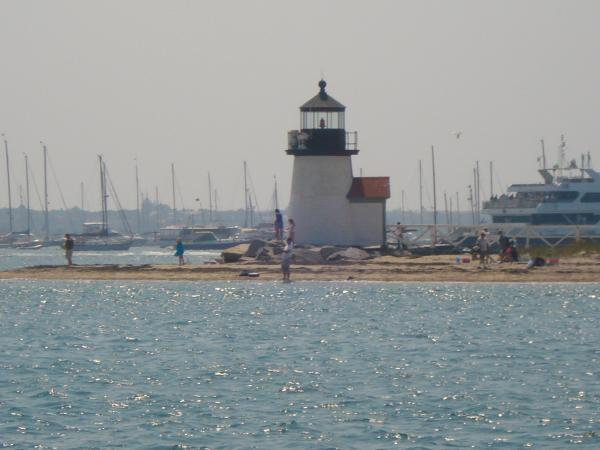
[135,159,140,233]
[24,154,31,233]
[469,184,475,225]
[489,161,493,198]
[475,160,481,224]
[274,175,279,210]
[431,146,437,243]
[243,161,249,227]
[214,189,218,219]
[401,189,405,223]
[171,163,176,225]
[42,142,49,240]
[455,192,460,225]
[155,186,160,231]
[99,155,108,234]
[418,159,423,223]
[472,168,477,224]
[541,139,547,169]
[208,172,213,223]
[3,135,13,234]
[444,191,449,225]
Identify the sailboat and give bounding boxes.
[72,156,133,251]
[0,137,39,248]
[11,153,44,249]
[0,135,16,246]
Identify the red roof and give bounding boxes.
[347,177,390,200]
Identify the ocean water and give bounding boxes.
[1,280,599,449]
[0,246,220,271]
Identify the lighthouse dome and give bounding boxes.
[300,80,346,112]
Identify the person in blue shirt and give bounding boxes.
[174,238,185,265]
[274,209,284,241]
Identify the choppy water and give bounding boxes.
[1,280,599,449]
[0,246,220,271]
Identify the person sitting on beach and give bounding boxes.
[504,240,519,262]
[174,238,185,266]
[281,238,293,281]
[63,234,74,266]
[500,245,514,263]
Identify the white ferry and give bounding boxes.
[482,150,600,225]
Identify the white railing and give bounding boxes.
[387,223,600,249]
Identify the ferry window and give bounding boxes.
[543,191,579,202]
[581,192,600,202]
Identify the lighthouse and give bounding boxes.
[286,80,390,247]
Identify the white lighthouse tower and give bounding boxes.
[286,80,390,247]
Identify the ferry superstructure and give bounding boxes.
[482,166,600,225]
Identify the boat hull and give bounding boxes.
[74,241,133,251]
[169,240,251,251]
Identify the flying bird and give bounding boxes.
[452,131,462,139]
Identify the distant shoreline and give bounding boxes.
[1,255,599,282]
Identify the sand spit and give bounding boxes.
[1,255,600,282]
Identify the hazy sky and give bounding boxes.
[1,0,599,214]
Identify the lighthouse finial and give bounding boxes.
[318,79,327,99]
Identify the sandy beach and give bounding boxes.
[1,254,599,282]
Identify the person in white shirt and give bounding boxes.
[477,232,489,268]
[286,218,296,243]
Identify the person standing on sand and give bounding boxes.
[286,218,296,243]
[64,234,74,266]
[274,209,284,241]
[394,222,406,250]
[174,238,185,266]
[498,231,509,253]
[281,238,293,281]
[477,232,489,268]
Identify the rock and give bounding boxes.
[327,247,370,262]
[319,246,342,259]
[245,239,268,257]
[291,248,326,264]
[256,247,274,262]
[221,243,248,263]
[222,251,243,263]
[268,241,286,255]
[223,243,249,254]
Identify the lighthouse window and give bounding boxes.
[301,111,345,129]
[581,192,600,202]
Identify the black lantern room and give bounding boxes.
[286,80,358,156]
